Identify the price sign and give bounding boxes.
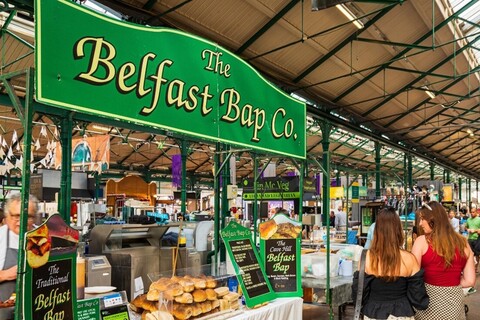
[221,221,274,308]
[77,298,100,320]
[101,305,130,320]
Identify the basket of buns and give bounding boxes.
[130,275,241,320]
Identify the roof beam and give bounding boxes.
[413,100,480,143]
[236,0,300,55]
[382,63,480,127]
[333,0,478,102]
[362,34,480,118]
[293,5,395,83]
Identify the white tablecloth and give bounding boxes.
[229,297,303,320]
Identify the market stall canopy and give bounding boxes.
[1,0,480,183]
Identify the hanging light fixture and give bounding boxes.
[336,4,364,29]
[421,86,436,99]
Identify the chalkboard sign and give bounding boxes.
[259,214,302,298]
[29,174,43,201]
[221,221,275,308]
[77,298,100,320]
[22,214,80,320]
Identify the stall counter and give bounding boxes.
[228,297,303,320]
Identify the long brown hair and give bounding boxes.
[416,201,467,267]
[369,207,404,281]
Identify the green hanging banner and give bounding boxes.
[35,0,306,159]
[22,214,80,320]
[259,214,302,298]
[221,221,275,308]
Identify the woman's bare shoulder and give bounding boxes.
[400,250,420,274]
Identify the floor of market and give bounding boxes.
[302,273,480,319]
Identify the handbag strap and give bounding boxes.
[353,249,368,320]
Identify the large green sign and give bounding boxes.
[35,0,306,159]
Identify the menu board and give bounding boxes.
[259,214,302,297]
[22,214,80,320]
[221,221,275,308]
[77,298,100,320]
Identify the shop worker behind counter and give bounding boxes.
[0,193,39,301]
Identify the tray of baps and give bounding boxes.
[130,270,241,320]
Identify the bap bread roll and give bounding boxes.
[142,299,159,312]
[174,293,193,304]
[147,289,160,302]
[213,287,229,297]
[211,299,220,309]
[131,293,148,312]
[205,289,217,301]
[146,311,174,320]
[191,303,202,316]
[200,301,212,313]
[223,292,239,302]
[193,278,206,289]
[178,279,194,293]
[172,304,192,320]
[259,219,277,240]
[205,276,217,289]
[166,283,184,297]
[229,300,240,310]
[150,278,172,291]
[219,299,230,311]
[192,289,207,303]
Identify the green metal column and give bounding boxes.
[58,114,73,222]
[12,68,34,320]
[468,178,471,207]
[404,154,409,247]
[94,172,100,201]
[407,154,413,192]
[446,170,451,183]
[220,144,230,262]
[213,142,221,271]
[253,154,259,246]
[430,162,435,180]
[180,140,188,214]
[362,173,367,186]
[320,121,333,319]
[336,170,340,186]
[459,178,462,202]
[475,180,480,204]
[375,141,381,199]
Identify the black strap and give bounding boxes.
[353,249,367,320]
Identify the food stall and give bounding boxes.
[6,0,308,319]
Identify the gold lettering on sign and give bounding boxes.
[73,37,299,145]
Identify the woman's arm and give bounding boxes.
[411,235,427,265]
[460,242,476,288]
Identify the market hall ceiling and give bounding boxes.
[1,0,480,184]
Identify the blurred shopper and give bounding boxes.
[335,205,347,230]
[465,207,480,273]
[353,207,429,320]
[412,201,476,320]
[449,209,460,233]
[329,210,335,228]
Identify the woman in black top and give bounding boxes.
[352,207,429,319]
